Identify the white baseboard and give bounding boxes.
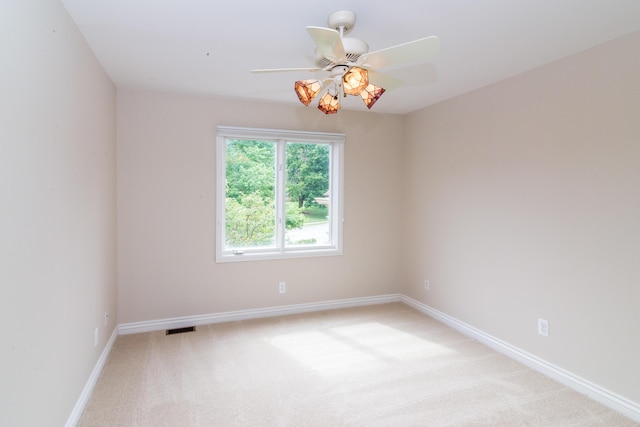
[400,295,640,423]
[118,294,402,335]
[65,326,118,427]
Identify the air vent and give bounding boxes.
[346,52,362,62]
[317,57,333,68]
[317,53,363,69]
[166,326,196,335]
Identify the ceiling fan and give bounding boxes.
[251,10,442,114]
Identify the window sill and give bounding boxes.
[216,247,343,263]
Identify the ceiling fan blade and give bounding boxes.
[359,36,441,69]
[306,26,347,62]
[251,67,322,73]
[366,70,404,91]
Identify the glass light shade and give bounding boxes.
[360,84,386,109]
[317,92,340,114]
[294,80,322,106]
[342,67,368,96]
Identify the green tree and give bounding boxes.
[285,202,305,229]
[225,140,275,202]
[286,143,330,208]
[225,193,274,247]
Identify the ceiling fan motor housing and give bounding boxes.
[342,37,369,58]
[315,36,369,67]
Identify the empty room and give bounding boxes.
[2,0,639,425]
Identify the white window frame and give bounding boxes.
[216,126,344,263]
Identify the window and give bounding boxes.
[216,126,344,262]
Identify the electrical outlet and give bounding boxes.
[104,310,109,327]
[423,279,430,290]
[538,318,549,337]
[94,327,99,347]
[279,282,286,294]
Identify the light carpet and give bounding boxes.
[79,303,637,426]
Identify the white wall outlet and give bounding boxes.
[423,279,430,290]
[279,282,286,294]
[94,327,99,347]
[104,310,109,327]
[538,318,549,337]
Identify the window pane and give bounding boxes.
[224,139,276,250]
[285,142,331,247]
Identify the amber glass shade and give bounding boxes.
[342,67,368,96]
[360,84,386,109]
[317,92,340,114]
[294,80,322,106]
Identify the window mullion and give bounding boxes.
[275,139,287,252]
[330,142,344,248]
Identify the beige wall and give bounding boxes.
[116,90,405,324]
[402,31,640,403]
[0,0,117,425]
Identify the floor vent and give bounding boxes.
[166,326,196,335]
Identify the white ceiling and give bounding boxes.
[61,0,640,115]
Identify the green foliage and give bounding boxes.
[286,143,330,208]
[224,140,276,248]
[225,140,275,202]
[301,205,328,222]
[225,193,274,247]
[285,202,305,229]
[293,238,317,244]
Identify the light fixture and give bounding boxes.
[317,92,341,114]
[294,79,322,106]
[360,83,385,109]
[342,67,368,96]
[294,66,385,115]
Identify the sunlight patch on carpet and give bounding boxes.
[264,322,456,376]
